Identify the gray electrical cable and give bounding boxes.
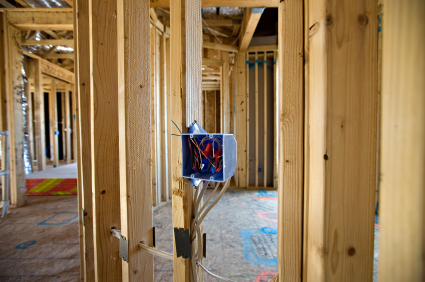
[191,182,220,233]
[197,262,236,282]
[192,179,230,240]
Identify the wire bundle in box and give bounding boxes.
[187,136,223,175]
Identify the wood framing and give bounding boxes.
[379,0,425,280]
[159,31,168,202]
[151,0,279,8]
[74,0,95,280]
[64,84,71,164]
[263,51,267,187]
[247,45,278,52]
[254,52,258,187]
[245,52,250,187]
[1,14,26,207]
[235,52,247,187]
[170,0,193,280]
[277,1,303,281]
[6,8,73,30]
[222,51,230,133]
[21,39,74,47]
[150,25,158,206]
[273,51,277,189]
[91,0,122,279]
[203,41,238,53]
[239,8,264,52]
[48,80,59,167]
[305,0,378,281]
[117,0,153,279]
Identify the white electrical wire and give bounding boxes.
[197,262,236,282]
[192,179,230,240]
[202,18,223,44]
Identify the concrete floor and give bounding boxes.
[0,186,379,281]
[27,163,78,179]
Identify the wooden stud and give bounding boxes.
[166,37,172,200]
[23,60,35,169]
[263,51,267,187]
[379,0,425,280]
[170,0,193,280]
[305,0,377,280]
[117,0,153,279]
[155,30,162,203]
[31,59,46,171]
[277,1,304,281]
[239,8,265,52]
[72,2,84,280]
[160,30,168,202]
[273,51,278,189]
[71,85,76,162]
[236,52,247,188]
[64,84,71,164]
[48,80,59,167]
[222,51,230,133]
[3,19,26,207]
[74,0,95,279]
[91,0,122,279]
[150,25,158,207]
[245,52,250,187]
[254,52,258,187]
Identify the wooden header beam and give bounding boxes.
[151,0,279,7]
[203,41,238,53]
[5,8,73,30]
[21,39,74,47]
[22,50,75,83]
[239,8,264,52]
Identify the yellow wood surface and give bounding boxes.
[74,0,95,279]
[305,0,377,281]
[239,8,264,52]
[222,51,230,133]
[379,0,425,281]
[91,0,122,279]
[263,51,267,187]
[117,0,153,279]
[254,52,258,187]
[277,1,303,281]
[151,0,279,8]
[150,26,158,207]
[236,52,247,187]
[48,80,59,167]
[64,84,72,164]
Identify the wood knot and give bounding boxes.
[101,190,106,194]
[358,15,368,26]
[348,247,356,256]
[326,15,333,26]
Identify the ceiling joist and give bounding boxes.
[150,0,279,7]
[21,39,74,47]
[239,8,265,52]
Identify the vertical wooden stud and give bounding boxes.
[236,52,247,188]
[91,0,122,279]
[117,0,153,279]
[155,30,162,204]
[379,0,425,281]
[150,25,158,207]
[166,37,172,200]
[254,52,258,187]
[64,84,71,164]
[75,0,95,279]
[277,1,304,281]
[245,52,250,187]
[273,51,278,189]
[160,30,168,201]
[305,0,378,281]
[49,80,59,167]
[222,51,230,133]
[4,18,26,206]
[263,51,267,187]
[32,59,46,171]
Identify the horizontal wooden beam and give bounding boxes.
[0,0,16,8]
[202,57,224,68]
[43,53,74,59]
[204,26,232,37]
[22,50,74,83]
[203,41,238,52]
[247,44,278,52]
[6,8,73,30]
[151,0,279,8]
[21,39,74,47]
[13,24,73,30]
[203,19,242,26]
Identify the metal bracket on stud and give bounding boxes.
[119,235,128,263]
[174,228,192,259]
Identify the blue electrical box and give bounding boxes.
[181,133,237,182]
